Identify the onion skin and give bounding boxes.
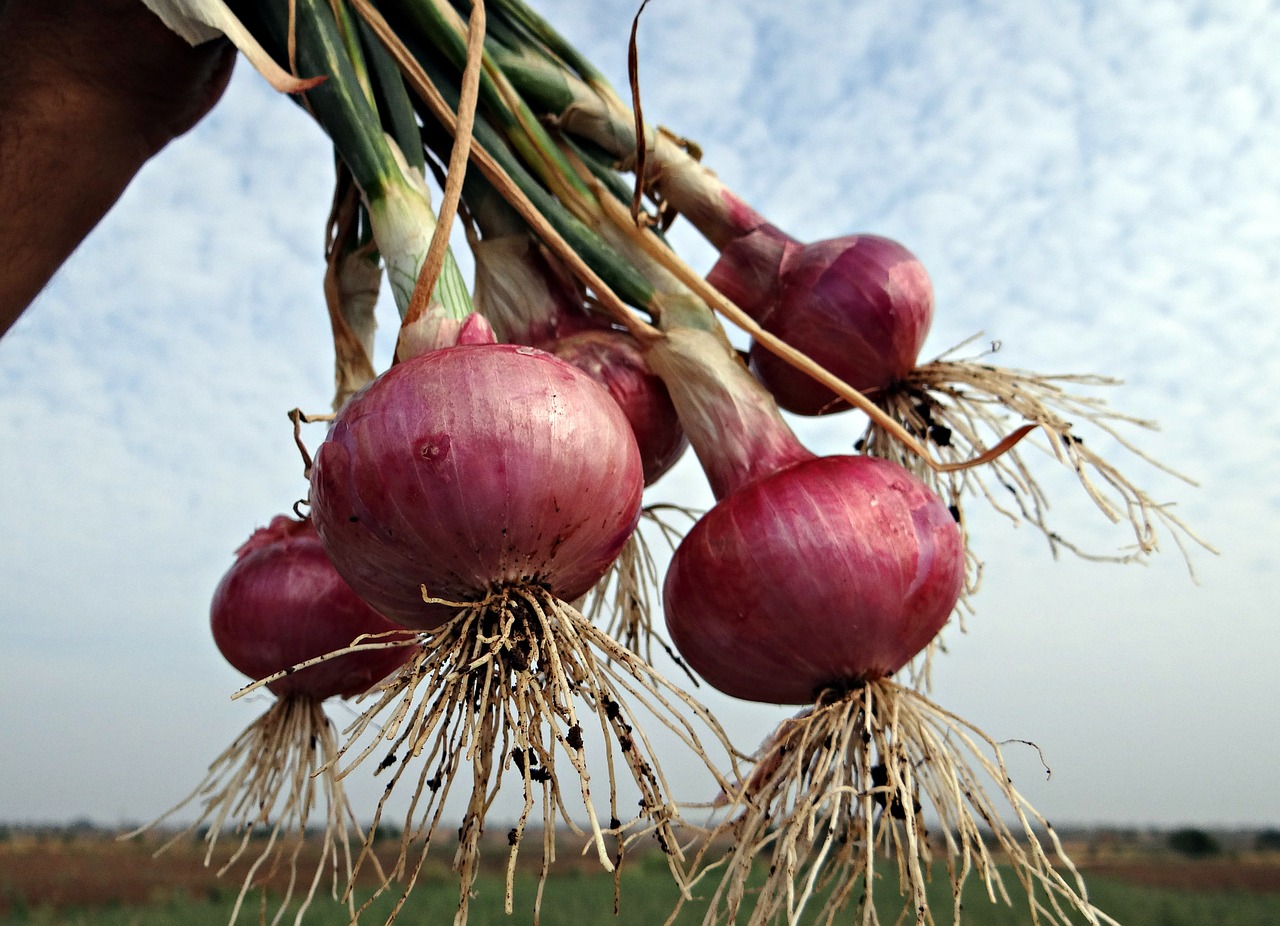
[663,455,963,705]
[310,343,644,630]
[707,220,934,416]
[210,516,413,700]
[549,329,688,485]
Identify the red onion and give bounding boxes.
[211,515,413,699]
[302,335,726,918]
[707,216,934,416]
[647,327,963,704]
[664,455,963,704]
[566,146,933,415]
[308,341,644,629]
[134,514,414,925]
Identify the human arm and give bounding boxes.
[0,0,235,337]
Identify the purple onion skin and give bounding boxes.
[549,329,688,486]
[708,223,934,415]
[211,516,414,700]
[310,343,644,630]
[663,456,963,705]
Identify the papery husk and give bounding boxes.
[141,0,324,92]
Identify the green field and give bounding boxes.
[6,860,1280,926]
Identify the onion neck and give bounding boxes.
[644,325,814,501]
[471,233,604,347]
[395,307,495,361]
[705,221,795,323]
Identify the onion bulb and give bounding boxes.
[707,218,933,416]
[127,515,414,925]
[211,514,415,699]
[310,341,643,629]
[303,335,728,922]
[664,454,963,705]
[548,329,688,486]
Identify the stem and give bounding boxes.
[645,327,812,501]
[399,0,485,344]
[237,0,471,320]
[352,0,660,343]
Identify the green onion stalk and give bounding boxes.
[228,0,471,326]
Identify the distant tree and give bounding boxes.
[1168,827,1221,857]
[1254,829,1280,852]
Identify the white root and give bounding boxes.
[121,696,373,926]
[675,679,1119,926]
[581,503,701,675]
[862,341,1215,576]
[288,585,742,926]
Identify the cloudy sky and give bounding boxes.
[1,0,1277,835]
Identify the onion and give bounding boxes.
[302,334,727,920]
[647,328,962,703]
[647,326,1104,926]
[128,514,415,926]
[663,455,963,705]
[707,219,934,415]
[211,514,414,698]
[309,341,643,629]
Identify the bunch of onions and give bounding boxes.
[302,317,730,924]
[646,327,1110,926]
[127,515,414,925]
[138,5,1195,926]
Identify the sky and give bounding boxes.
[1,0,1278,834]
